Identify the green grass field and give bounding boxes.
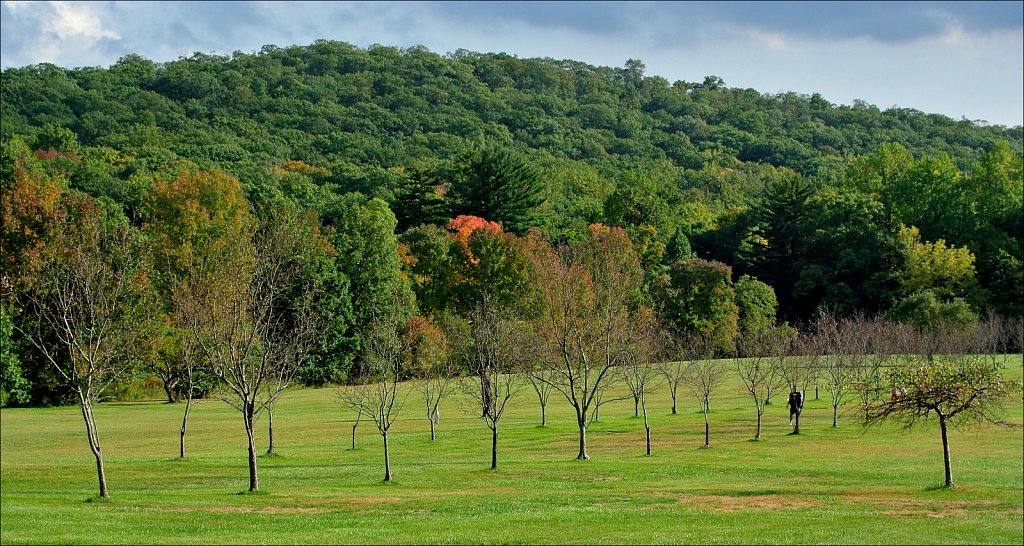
[2,357,1022,545]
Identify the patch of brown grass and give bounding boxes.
[652,492,821,511]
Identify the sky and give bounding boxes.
[2,1,1022,127]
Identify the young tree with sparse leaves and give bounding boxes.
[864,357,1020,488]
[684,333,728,448]
[621,313,662,455]
[464,300,525,470]
[176,204,323,492]
[735,329,787,440]
[343,308,412,482]
[15,192,157,498]
[532,225,644,460]
[410,316,455,442]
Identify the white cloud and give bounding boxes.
[747,30,800,53]
[1,1,121,67]
[49,1,120,42]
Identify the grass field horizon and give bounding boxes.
[2,356,1022,544]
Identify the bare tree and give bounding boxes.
[864,357,1021,488]
[176,208,322,492]
[16,196,156,498]
[813,311,853,429]
[532,234,642,460]
[734,329,787,440]
[685,333,728,448]
[151,347,183,404]
[847,315,891,420]
[463,301,525,469]
[970,311,1001,367]
[338,379,367,450]
[154,328,205,459]
[526,361,556,427]
[260,297,318,457]
[657,345,689,416]
[410,316,455,442]
[345,309,411,482]
[1006,317,1024,364]
[624,320,661,419]
[621,316,662,455]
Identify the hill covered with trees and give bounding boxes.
[2,40,1021,406]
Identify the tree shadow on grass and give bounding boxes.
[924,483,963,492]
[235,489,269,496]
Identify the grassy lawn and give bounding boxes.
[2,356,1021,544]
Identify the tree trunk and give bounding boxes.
[429,417,436,442]
[832,404,838,428]
[634,397,639,417]
[480,371,491,418]
[179,395,192,459]
[540,400,547,427]
[352,411,360,448]
[266,406,275,455]
[703,397,710,447]
[940,414,953,488]
[491,426,498,470]
[244,403,259,492]
[670,384,677,415]
[755,409,762,440]
[577,420,589,460]
[382,430,392,482]
[643,401,651,456]
[163,378,178,404]
[79,394,108,498]
[815,384,819,400]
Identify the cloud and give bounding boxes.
[747,30,799,53]
[427,1,1023,48]
[1,1,121,67]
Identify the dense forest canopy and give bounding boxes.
[2,40,1022,406]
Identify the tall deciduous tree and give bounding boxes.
[326,194,415,378]
[734,275,778,338]
[142,169,253,456]
[652,258,739,357]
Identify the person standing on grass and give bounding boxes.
[788,384,804,424]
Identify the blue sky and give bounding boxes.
[2,1,1022,127]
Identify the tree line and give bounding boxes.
[1,144,1019,496]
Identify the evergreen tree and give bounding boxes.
[446,147,546,235]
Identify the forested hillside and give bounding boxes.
[2,40,1022,406]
